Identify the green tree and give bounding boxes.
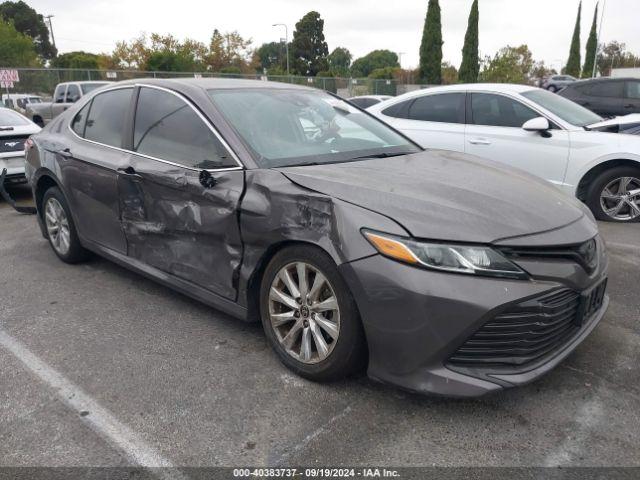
[327,47,351,76]
[459,0,479,83]
[145,50,198,72]
[51,51,100,69]
[256,41,286,72]
[419,0,443,84]
[441,62,459,84]
[582,3,598,78]
[564,1,582,77]
[0,19,38,66]
[596,40,640,76]
[351,50,398,77]
[204,29,253,72]
[0,1,56,59]
[290,11,329,76]
[479,45,535,84]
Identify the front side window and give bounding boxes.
[54,85,66,103]
[133,87,236,169]
[471,93,538,128]
[66,84,81,103]
[84,88,133,147]
[208,88,419,168]
[521,89,602,126]
[588,82,624,98]
[407,93,464,123]
[625,81,640,99]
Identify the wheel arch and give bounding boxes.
[576,158,640,201]
[244,240,336,323]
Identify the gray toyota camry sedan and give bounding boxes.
[24,78,609,397]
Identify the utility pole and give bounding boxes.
[592,0,606,78]
[45,14,56,50]
[272,23,290,76]
[397,52,406,68]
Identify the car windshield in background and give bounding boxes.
[208,88,420,167]
[0,109,30,126]
[522,89,603,127]
[28,97,42,103]
[80,82,110,94]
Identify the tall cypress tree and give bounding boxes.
[459,0,479,83]
[419,0,443,84]
[564,1,582,77]
[582,3,598,78]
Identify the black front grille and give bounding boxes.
[499,237,599,274]
[0,134,29,153]
[449,289,583,368]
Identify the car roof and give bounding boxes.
[109,77,316,92]
[381,83,536,103]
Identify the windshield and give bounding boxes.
[521,89,602,127]
[208,88,420,168]
[0,109,31,126]
[80,82,109,94]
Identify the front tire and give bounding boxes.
[42,187,90,263]
[547,85,557,93]
[259,245,367,381]
[586,167,640,222]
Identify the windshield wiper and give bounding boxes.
[348,151,415,161]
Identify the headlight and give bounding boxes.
[362,230,528,280]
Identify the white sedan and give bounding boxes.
[0,108,41,185]
[368,84,640,222]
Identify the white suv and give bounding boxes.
[368,84,640,222]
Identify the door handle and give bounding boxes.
[117,166,137,175]
[57,148,72,158]
[469,138,492,146]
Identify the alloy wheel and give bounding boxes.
[44,197,71,255]
[599,176,640,221]
[268,262,341,364]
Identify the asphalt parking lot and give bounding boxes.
[1,182,639,470]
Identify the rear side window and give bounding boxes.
[625,81,640,99]
[133,87,235,169]
[71,103,91,136]
[84,88,133,147]
[588,82,624,98]
[407,93,464,123]
[471,93,538,128]
[382,100,412,118]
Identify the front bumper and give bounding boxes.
[339,248,608,398]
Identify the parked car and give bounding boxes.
[25,81,110,127]
[558,77,640,118]
[348,95,392,109]
[541,75,577,92]
[25,78,608,397]
[0,107,40,185]
[2,93,44,115]
[368,83,640,222]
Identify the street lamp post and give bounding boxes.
[45,15,56,50]
[272,23,290,77]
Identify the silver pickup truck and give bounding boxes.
[26,81,111,127]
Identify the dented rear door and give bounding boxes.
[117,85,245,300]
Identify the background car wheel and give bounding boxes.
[42,187,90,263]
[547,85,557,93]
[260,245,367,382]
[586,167,640,222]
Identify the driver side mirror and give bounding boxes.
[522,117,552,137]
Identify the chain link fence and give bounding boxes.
[1,68,418,101]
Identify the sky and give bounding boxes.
[27,0,640,72]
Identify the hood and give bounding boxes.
[279,150,587,244]
[587,114,640,134]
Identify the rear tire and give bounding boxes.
[547,85,558,93]
[586,167,640,222]
[259,245,367,382]
[42,187,90,263]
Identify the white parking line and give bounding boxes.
[0,329,185,478]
